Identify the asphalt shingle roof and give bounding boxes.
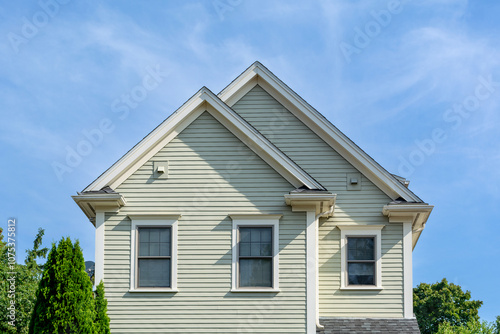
[317,318,421,334]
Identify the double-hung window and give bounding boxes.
[137,227,171,287]
[347,237,375,285]
[238,227,273,287]
[338,225,384,290]
[231,215,281,292]
[129,215,179,292]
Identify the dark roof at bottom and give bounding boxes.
[318,318,421,334]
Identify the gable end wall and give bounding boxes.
[104,112,308,333]
[232,85,404,318]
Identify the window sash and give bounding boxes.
[137,226,172,288]
[237,226,273,288]
[347,236,376,286]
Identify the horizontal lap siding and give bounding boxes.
[108,112,306,333]
[232,85,404,318]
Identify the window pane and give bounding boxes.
[250,228,261,243]
[239,258,272,287]
[139,228,149,243]
[348,262,375,285]
[260,243,272,256]
[159,242,170,257]
[149,229,160,242]
[139,242,149,256]
[240,228,251,243]
[239,227,273,257]
[138,228,171,257]
[348,237,374,261]
[159,228,170,243]
[149,242,159,256]
[260,228,272,242]
[250,243,261,256]
[240,242,251,256]
[138,259,171,287]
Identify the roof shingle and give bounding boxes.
[318,317,421,334]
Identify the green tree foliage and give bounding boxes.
[0,228,48,334]
[94,281,111,334]
[414,278,483,334]
[29,237,95,334]
[436,320,495,334]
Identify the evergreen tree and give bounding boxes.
[29,237,95,334]
[94,281,111,334]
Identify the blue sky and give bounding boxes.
[1,0,499,322]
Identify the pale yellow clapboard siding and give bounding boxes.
[104,111,306,333]
[232,85,404,318]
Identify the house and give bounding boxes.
[73,62,433,333]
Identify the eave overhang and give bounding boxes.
[72,193,126,226]
[383,203,434,249]
[285,193,337,217]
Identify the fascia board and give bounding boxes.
[219,62,422,202]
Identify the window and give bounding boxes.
[238,227,273,287]
[129,214,180,292]
[338,225,384,290]
[230,215,281,292]
[347,237,375,285]
[137,227,171,287]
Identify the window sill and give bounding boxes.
[128,288,178,293]
[340,286,383,291]
[231,288,280,293]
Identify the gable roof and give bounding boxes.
[83,86,324,192]
[218,62,423,203]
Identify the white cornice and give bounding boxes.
[72,193,127,225]
[82,87,324,193]
[383,203,434,248]
[284,193,337,217]
[218,61,423,203]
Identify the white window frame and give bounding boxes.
[338,225,384,290]
[230,215,281,292]
[128,214,180,292]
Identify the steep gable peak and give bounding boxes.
[219,61,422,202]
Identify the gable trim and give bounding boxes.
[83,87,324,192]
[219,62,422,202]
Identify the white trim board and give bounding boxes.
[219,62,422,202]
[403,222,413,318]
[83,87,323,192]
